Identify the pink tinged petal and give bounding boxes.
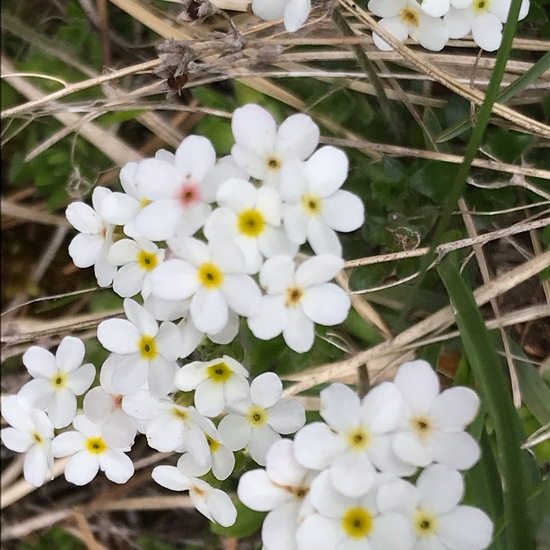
[222,274,261,317]
[23,346,57,378]
[283,307,315,353]
[368,0,407,17]
[191,288,228,334]
[322,191,364,232]
[194,382,226,417]
[218,414,251,450]
[294,423,344,470]
[471,13,502,51]
[361,382,403,433]
[134,199,182,241]
[320,383,361,432]
[100,192,140,225]
[416,14,449,51]
[108,239,141,265]
[417,464,464,513]
[113,263,145,297]
[174,135,216,182]
[438,506,494,550]
[262,502,301,548]
[216,178,257,211]
[1,396,34,431]
[24,446,50,487]
[56,337,85,372]
[431,387,480,430]
[266,439,307,486]
[421,0,450,17]
[1,428,33,452]
[431,431,480,470]
[111,354,149,394]
[148,356,178,397]
[49,390,77,428]
[66,363,96,395]
[52,432,87,457]
[276,113,319,161]
[331,452,377,497]
[301,284,350,326]
[368,513,414,550]
[296,514,343,550]
[250,372,282,407]
[152,465,190,491]
[248,425,280,465]
[393,432,433,467]
[248,295,288,340]
[232,104,277,157]
[307,218,342,256]
[155,321,182,361]
[66,202,103,234]
[296,255,344,287]
[394,360,440,413]
[150,259,198,301]
[260,255,296,293]
[268,399,306,434]
[65,451,99,485]
[284,0,311,31]
[444,7,475,38]
[238,469,290,510]
[97,319,140,354]
[135,159,181,199]
[306,146,348,197]
[68,233,104,268]
[373,17,410,51]
[18,380,54,410]
[99,449,134,483]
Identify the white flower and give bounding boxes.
[0,396,54,487]
[83,355,138,448]
[175,356,250,417]
[97,298,181,397]
[152,465,237,526]
[218,372,305,465]
[177,434,236,481]
[294,383,414,498]
[369,0,449,51]
[444,0,530,51]
[18,337,95,428]
[66,186,117,287]
[296,470,414,550]
[281,146,364,257]
[247,255,350,353]
[52,415,134,485]
[108,237,165,299]
[231,104,320,188]
[205,178,298,274]
[149,237,261,334]
[392,360,481,470]
[238,439,317,550]
[252,0,311,32]
[377,465,493,549]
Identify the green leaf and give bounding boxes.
[210,500,265,538]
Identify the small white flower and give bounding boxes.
[281,146,364,257]
[218,372,305,465]
[66,186,117,287]
[392,360,481,470]
[149,237,261,334]
[52,415,134,485]
[252,0,311,32]
[18,337,95,428]
[152,465,237,526]
[97,299,181,397]
[231,104,320,188]
[247,255,350,353]
[377,465,494,549]
[175,356,250,417]
[369,0,449,51]
[238,439,317,550]
[205,178,298,274]
[0,395,54,487]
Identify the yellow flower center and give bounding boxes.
[51,371,68,390]
[301,193,322,216]
[285,286,304,307]
[206,361,233,383]
[346,426,371,450]
[473,0,491,12]
[400,7,419,26]
[137,250,158,271]
[414,510,438,537]
[140,198,152,209]
[411,415,433,440]
[171,407,189,421]
[197,262,224,289]
[247,405,268,427]
[139,335,158,359]
[342,507,374,539]
[237,209,266,237]
[32,430,45,446]
[86,436,108,454]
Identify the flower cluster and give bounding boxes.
[369,0,530,51]
[238,360,493,549]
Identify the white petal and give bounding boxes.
[417,464,463,513]
[152,465,190,491]
[247,295,288,340]
[65,451,99,485]
[320,383,360,432]
[218,414,251,450]
[99,449,134,483]
[221,274,261,317]
[306,218,342,256]
[283,307,315,353]
[134,199,182,241]
[444,7,475,38]
[373,17,409,51]
[393,432,433,467]
[394,360,439,413]
[305,147,348,197]
[421,0,450,17]
[322,191,364,232]
[252,0,285,20]
[100,192,140,226]
[191,289,228,334]
[361,382,403,433]
[431,431,480,470]
[232,104,277,157]
[205,487,237,526]
[66,202,102,234]
[238,469,289,511]
[150,259,198,301]
[471,13,502,51]
[135,159,181,200]
[68,233,104,268]
[260,256,296,294]
[216,178,257,211]
[294,422,343,470]
[438,506,493,550]
[24,445,50,487]
[431,387,480,430]
[368,0,406,17]
[23,346,57,378]
[296,514,342,550]
[55,337,85,372]
[248,425,281,465]
[295,255,344,286]
[268,399,306,434]
[66,363,96,395]
[250,372,282,407]
[277,113,319,161]
[416,14,449,51]
[301,283,350,326]
[174,135,216,182]
[97,319,140,354]
[52,431,86,457]
[283,0,311,31]
[1,428,33,453]
[330,452,376,497]
[48,390,77,428]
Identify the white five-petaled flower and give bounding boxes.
[149,237,261,334]
[296,470,414,550]
[218,372,306,465]
[175,355,250,417]
[252,0,311,32]
[247,255,351,353]
[205,178,298,274]
[0,395,54,487]
[238,439,317,550]
[52,415,134,486]
[152,465,237,526]
[294,382,415,498]
[280,146,364,257]
[377,465,494,549]
[231,104,320,188]
[368,0,449,51]
[392,360,481,470]
[66,186,117,287]
[18,337,95,428]
[97,298,181,397]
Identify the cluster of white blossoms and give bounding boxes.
[238,360,494,550]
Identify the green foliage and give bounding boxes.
[210,500,265,538]
[18,527,85,550]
